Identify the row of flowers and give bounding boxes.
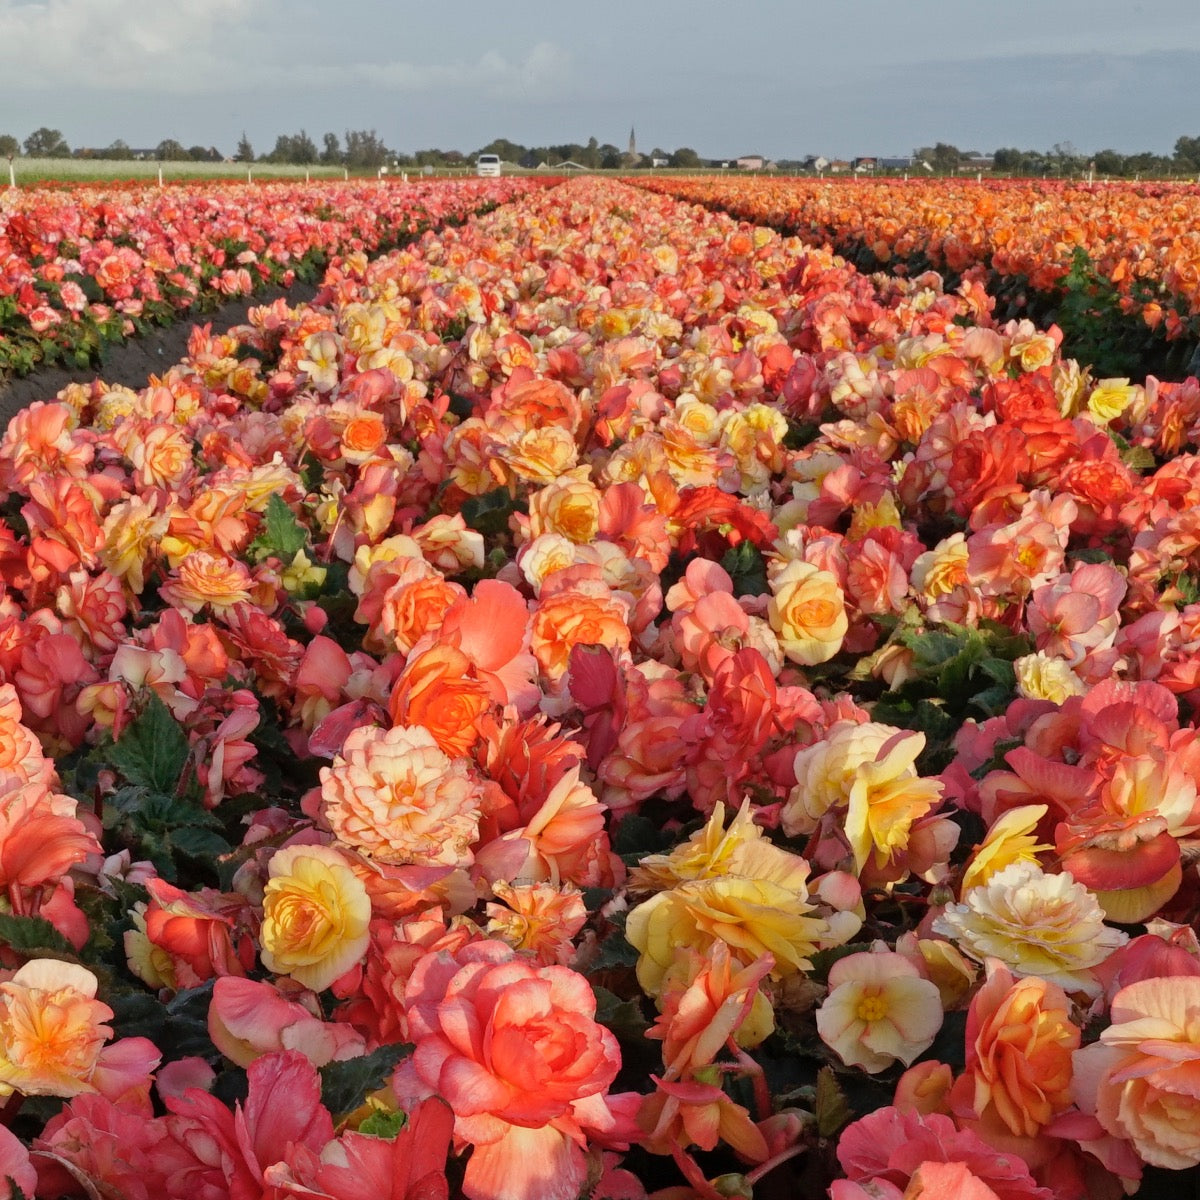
[0,178,540,377]
[639,175,1200,349]
[0,175,1196,1199]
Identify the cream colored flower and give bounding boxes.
[1014,652,1086,703]
[783,723,943,874]
[816,949,943,1073]
[933,861,1127,996]
[319,724,482,868]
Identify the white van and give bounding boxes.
[476,154,501,178]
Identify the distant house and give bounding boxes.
[804,155,830,172]
[878,156,915,171]
[852,157,877,172]
[650,156,669,168]
[828,160,851,174]
[736,155,766,170]
[965,155,994,171]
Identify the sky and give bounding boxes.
[1,0,1198,160]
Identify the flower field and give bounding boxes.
[0,174,1197,1199]
[0,178,536,379]
[641,176,1200,378]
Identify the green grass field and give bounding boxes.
[5,158,351,185]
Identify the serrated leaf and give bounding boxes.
[358,1109,407,1139]
[108,693,190,794]
[592,985,649,1041]
[254,493,308,558]
[0,914,77,959]
[721,540,768,598]
[319,1044,412,1119]
[170,826,232,861]
[815,1066,853,1138]
[460,488,518,537]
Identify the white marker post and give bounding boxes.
[6,156,14,189]
[158,166,163,188]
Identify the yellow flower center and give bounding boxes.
[856,993,888,1023]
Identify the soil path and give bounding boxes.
[0,281,319,429]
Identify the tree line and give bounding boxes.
[0,128,705,171]
[0,128,396,170]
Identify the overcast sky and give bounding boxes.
[1,0,1197,158]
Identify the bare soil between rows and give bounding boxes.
[0,281,319,430]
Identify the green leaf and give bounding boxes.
[108,693,190,794]
[460,488,519,536]
[358,1109,408,1140]
[319,1044,412,1119]
[252,493,308,559]
[815,1066,853,1138]
[170,825,232,862]
[592,985,649,1041]
[0,914,77,959]
[720,540,768,598]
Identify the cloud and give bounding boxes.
[0,0,264,90]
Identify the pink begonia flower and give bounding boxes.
[399,939,624,1200]
[834,1107,1053,1200]
[263,1096,455,1200]
[816,949,943,1073]
[209,976,367,1068]
[163,1049,334,1199]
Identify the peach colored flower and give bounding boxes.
[527,471,602,544]
[952,962,1078,1140]
[530,584,632,683]
[933,862,1127,996]
[485,880,588,966]
[0,961,111,1098]
[401,939,622,1200]
[259,844,372,993]
[817,949,943,1073]
[767,559,848,665]
[158,551,254,617]
[1074,975,1200,1169]
[319,724,482,867]
[649,941,776,1078]
[388,643,493,758]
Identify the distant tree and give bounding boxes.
[23,126,70,157]
[187,145,221,162]
[1092,148,1126,176]
[926,143,962,173]
[669,146,702,168]
[476,138,526,164]
[101,139,132,159]
[320,132,342,165]
[344,129,390,169]
[0,134,18,158]
[155,138,189,161]
[1174,136,1200,172]
[600,145,622,169]
[234,132,255,162]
